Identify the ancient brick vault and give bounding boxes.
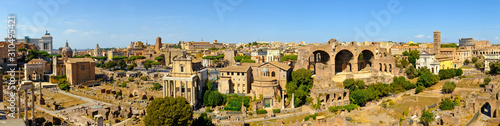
[295,39,398,82]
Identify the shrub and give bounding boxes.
[442,81,456,94]
[248,112,254,116]
[205,107,211,112]
[128,77,134,82]
[415,86,424,94]
[272,109,281,113]
[256,109,267,114]
[121,82,127,88]
[152,83,162,90]
[141,76,148,81]
[439,98,457,110]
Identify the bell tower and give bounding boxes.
[433,31,441,54]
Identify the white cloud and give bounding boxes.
[426,36,432,38]
[63,29,79,34]
[415,34,425,38]
[495,36,499,40]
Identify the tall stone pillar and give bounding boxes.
[31,89,35,126]
[17,90,21,118]
[282,90,285,109]
[24,89,28,121]
[162,80,166,97]
[292,93,295,109]
[173,81,176,97]
[191,82,195,105]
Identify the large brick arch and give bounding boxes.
[295,40,397,78]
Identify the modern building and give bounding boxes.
[64,58,96,85]
[218,66,252,94]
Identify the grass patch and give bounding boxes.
[387,95,441,119]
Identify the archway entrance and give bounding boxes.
[482,102,492,117]
[335,50,354,73]
[358,50,374,71]
[308,50,330,75]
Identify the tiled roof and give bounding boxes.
[219,66,251,72]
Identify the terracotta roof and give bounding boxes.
[266,61,290,70]
[440,48,456,51]
[191,42,211,45]
[254,76,276,82]
[29,59,45,63]
[435,54,452,61]
[219,66,250,72]
[241,63,260,67]
[66,58,94,63]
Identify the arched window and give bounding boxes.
[271,71,275,77]
[180,65,184,72]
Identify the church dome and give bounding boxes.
[62,41,72,52]
[261,68,269,72]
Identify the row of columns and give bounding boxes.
[163,80,195,105]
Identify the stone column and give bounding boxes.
[167,80,170,97]
[24,90,28,121]
[184,81,188,101]
[191,82,194,105]
[162,80,166,97]
[17,90,21,118]
[282,90,285,109]
[173,81,176,97]
[292,93,295,108]
[31,89,35,126]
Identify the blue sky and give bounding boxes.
[1,0,500,49]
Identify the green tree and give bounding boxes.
[127,65,135,70]
[405,66,418,79]
[415,86,424,94]
[286,69,314,107]
[489,62,500,74]
[152,83,162,90]
[442,81,456,94]
[464,59,470,65]
[154,56,164,62]
[118,60,127,70]
[206,81,214,91]
[475,62,484,69]
[144,97,193,126]
[203,91,225,107]
[280,55,298,61]
[192,113,215,126]
[403,50,420,67]
[417,68,439,87]
[420,109,435,126]
[439,98,457,110]
[105,61,117,70]
[143,61,152,70]
[484,77,492,85]
[472,57,478,63]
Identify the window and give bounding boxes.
[227,72,230,75]
[180,65,184,72]
[81,65,85,70]
[231,72,234,75]
[242,73,245,76]
[237,72,240,76]
[271,72,275,77]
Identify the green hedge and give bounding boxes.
[272,109,281,113]
[256,109,267,114]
